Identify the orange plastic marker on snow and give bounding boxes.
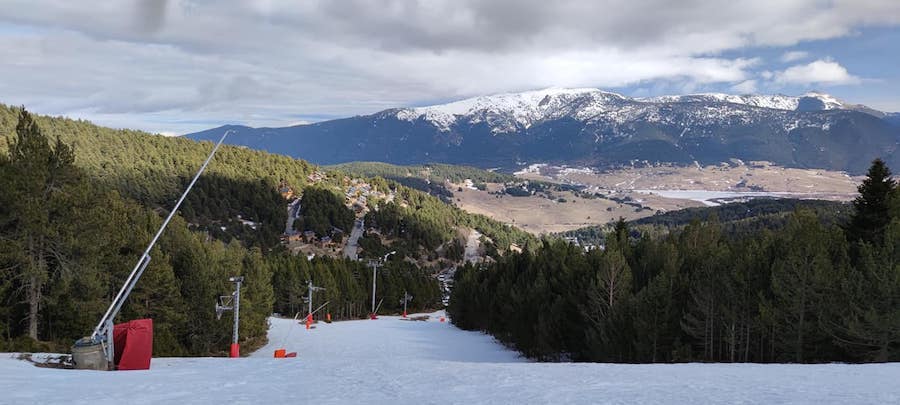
[439,316,445,323]
[274,349,286,358]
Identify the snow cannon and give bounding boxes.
[303,281,326,328]
[400,291,413,319]
[76,131,231,370]
[73,319,154,370]
[217,276,245,358]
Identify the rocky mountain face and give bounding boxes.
[186,88,900,174]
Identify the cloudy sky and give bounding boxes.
[1,0,899,135]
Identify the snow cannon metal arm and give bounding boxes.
[87,131,231,362]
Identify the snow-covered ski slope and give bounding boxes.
[2,311,899,404]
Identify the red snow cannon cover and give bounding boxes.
[113,318,153,370]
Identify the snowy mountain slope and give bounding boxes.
[395,87,629,132]
[887,112,900,127]
[3,313,900,404]
[186,88,900,174]
[395,88,867,133]
[643,93,810,110]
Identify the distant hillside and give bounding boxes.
[326,161,517,202]
[0,104,534,255]
[563,198,851,245]
[186,88,900,174]
[327,161,516,184]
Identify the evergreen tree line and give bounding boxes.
[0,105,318,206]
[269,254,441,319]
[0,108,447,355]
[327,161,516,184]
[449,159,900,363]
[181,174,288,249]
[564,198,850,247]
[0,111,275,354]
[294,187,355,238]
[366,185,535,258]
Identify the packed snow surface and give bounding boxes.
[3,311,899,404]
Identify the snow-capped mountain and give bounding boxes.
[393,88,863,134]
[186,88,900,174]
[641,91,844,111]
[395,88,630,133]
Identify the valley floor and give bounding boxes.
[2,312,898,404]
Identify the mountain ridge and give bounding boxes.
[186,88,900,174]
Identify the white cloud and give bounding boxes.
[780,51,810,63]
[731,80,758,93]
[0,0,896,132]
[774,59,862,86]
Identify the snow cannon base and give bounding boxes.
[72,338,109,371]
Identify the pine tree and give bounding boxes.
[830,220,900,361]
[239,248,275,341]
[848,158,896,245]
[0,109,77,339]
[763,210,836,362]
